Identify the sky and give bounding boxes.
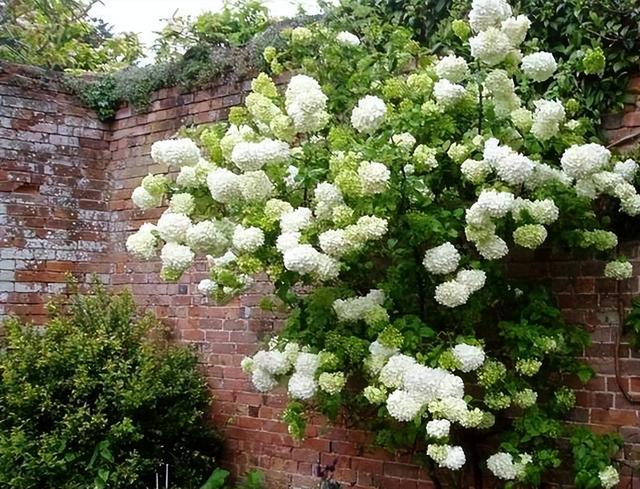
[90,0,324,61]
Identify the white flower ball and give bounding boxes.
[319,229,349,257]
[470,28,513,66]
[276,232,301,253]
[469,0,512,32]
[599,466,620,489]
[379,354,417,389]
[186,221,229,255]
[452,344,486,372]
[126,227,158,260]
[561,143,611,180]
[231,139,290,171]
[253,350,289,375]
[232,226,265,253]
[435,281,471,308]
[461,159,491,184]
[391,132,417,149]
[531,99,566,141]
[336,31,360,45]
[295,352,320,376]
[160,242,194,272]
[521,52,557,82]
[487,453,518,480]
[169,193,195,215]
[386,390,423,422]
[426,419,451,438]
[197,279,217,295]
[251,368,278,392]
[176,165,198,188]
[283,244,321,274]
[358,161,390,194]
[433,79,466,107]
[455,269,486,293]
[614,159,638,182]
[288,373,317,400]
[435,55,470,83]
[238,170,274,202]
[501,15,531,45]
[475,235,509,260]
[280,207,313,233]
[132,187,162,210]
[351,95,387,134]
[316,254,340,280]
[285,74,330,133]
[207,168,242,204]
[423,242,461,275]
[151,138,200,167]
[157,212,192,243]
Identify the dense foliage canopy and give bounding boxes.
[125,0,635,487]
[0,283,222,489]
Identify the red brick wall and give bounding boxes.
[0,63,112,324]
[2,62,640,488]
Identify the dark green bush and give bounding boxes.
[0,283,222,489]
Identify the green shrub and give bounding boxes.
[0,283,222,489]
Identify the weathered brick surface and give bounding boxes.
[2,61,640,487]
[0,63,112,324]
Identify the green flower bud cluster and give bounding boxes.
[484,392,511,410]
[577,230,618,251]
[142,173,167,196]
[513,224,548,249]
[515,358,542,377]
[477,360,507,387]
[513,388,538,408]
[378,326,404,349]
[582,47,606,75]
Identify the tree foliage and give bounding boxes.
[0,0,142,71]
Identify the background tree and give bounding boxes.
[0,0,142,71]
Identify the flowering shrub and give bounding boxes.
[127,0,630,486]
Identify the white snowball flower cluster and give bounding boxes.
[391,132,417,149]
[126,223,158,260]
[231,139,290,171]
[423,242,461,275]
[451,343,486,372]
[132,187,162,211]
[531,99,566,141]
[521,52,557,82]
[238,170,274,202]
[427,444,466,470]
[160,242,194,274]
[283,244,322,274]
[560,143,611,180]
[604,261,633,280]
[150,138,200,168]
[511,198,560,225]
[470,27,513,66]
[186,220,230,255]
[314,182,344,220]
[501,15,531,45]
[433,80,466,107]
[358,161,390,194]
[435,55,469,83]
[426,419,451,438]
[465,190,515,259]
[232,226,265,253]
[469,0,512,33]
[461,159,491,184]
[486,452,531,480]
[280,207,314,232]
[483,138,534,185]
[484,69,521,118]
[285,74,330,133]
[333,289,386,323]
[599,466,620,489]
[336,31,360,46]
[157,212,191,243]
[614,159,638,182]
[434,281,472,308]
[207,168,242,204]
[351,95,387,134]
